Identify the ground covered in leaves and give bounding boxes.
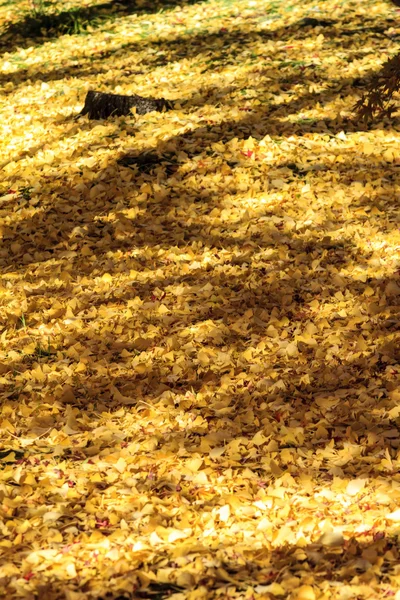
[2,0,400,598]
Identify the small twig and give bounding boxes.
[137,400,168,413]
[7,426,53,443]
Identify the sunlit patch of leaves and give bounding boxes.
[2,0,400,597]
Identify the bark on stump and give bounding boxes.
[80,90,173,119]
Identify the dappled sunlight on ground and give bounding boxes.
[2,0,400,597]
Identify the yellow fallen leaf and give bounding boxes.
[386,508,400,521]
[252,431,267,446]
[197,351,210,366]
[0,563,20,578]
[65,563,77,578]
[115,457,127,473]
[168,529,191,543]
[176,571,195,588]
[186,458,203,472]
[286,342,298,357]
[209,446,225,458]
[296,585,316,600]
[241,347,254,361]
[219,504,230,522]
[0,419,15,433]
[319,530,344,547]
[270,459,283,476]
[346,478,367,496]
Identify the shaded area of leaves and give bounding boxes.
[0,529,399,598]
[0,0,210,50]
[118,151,180,174]
[2,13,398,90]
[4,5,107,38]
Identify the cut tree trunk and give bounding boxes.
[79,90,173,119]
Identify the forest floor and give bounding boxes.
[2,0,400,598]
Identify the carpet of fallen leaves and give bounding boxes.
[2,0,400,598]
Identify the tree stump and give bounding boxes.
[79,90,173,119]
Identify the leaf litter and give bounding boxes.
[2,0,400,598]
